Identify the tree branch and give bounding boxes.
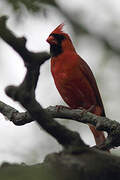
[0,15,86,150]
[0,16,50,66]
[0,15,120,151]
[0,99,120,150]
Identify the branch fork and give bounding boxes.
[0,15,120,151]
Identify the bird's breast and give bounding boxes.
[51,54,97,109]
[53,71,95,109]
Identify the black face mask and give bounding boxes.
[50,33,65,57]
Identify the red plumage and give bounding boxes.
[47,24,105,146]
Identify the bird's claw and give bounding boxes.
[55,105,71,112]
[79,105,96,117]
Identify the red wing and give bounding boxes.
[78,55,105,116]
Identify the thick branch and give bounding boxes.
[46,106,120,150]
[0,15,86,150]
[0,16,50,65]
[0,100,34,125]
[0,100,120,150]
[0,15,119,151]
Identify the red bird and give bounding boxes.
[46,24,105,146]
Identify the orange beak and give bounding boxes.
[46,35,57,45]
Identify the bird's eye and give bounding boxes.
[46,33,65,46]
[46,35,58,45]
[51,34,65,41]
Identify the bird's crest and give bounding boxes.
[51,23,64,34]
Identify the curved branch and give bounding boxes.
[0,16,50,65]
[0,100,120,150]
[0,15,119,151]
[0,15,86,150]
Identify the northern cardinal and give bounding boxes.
[46,24,105,146]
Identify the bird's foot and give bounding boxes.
[87,105,96,113]
[78,105,95,117]
[56,105,71,112]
